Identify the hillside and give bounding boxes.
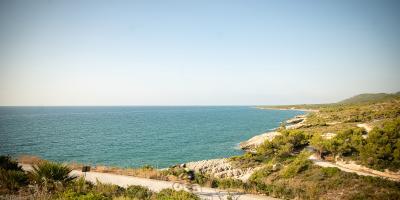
[339,92,400,104]
[233,92,400,199]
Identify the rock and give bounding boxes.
[272,163,282,171]
[286,118,304,124]
[322,132,337,139]
[357,123,373,132]
[286,123,304,130]
[239,131,281,152]
[285,115,307,129]
[185,158,259,181]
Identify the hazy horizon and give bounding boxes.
[1,0,400,106]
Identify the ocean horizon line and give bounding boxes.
[0,105,267,107]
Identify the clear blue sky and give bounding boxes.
[1,0,399,106]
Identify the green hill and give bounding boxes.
[339,92,400,104]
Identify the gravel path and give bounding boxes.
[21,164,277,200]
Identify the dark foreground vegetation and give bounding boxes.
[0,156,200,200]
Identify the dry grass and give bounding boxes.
[90,166,165,180]
[16,155,177,181]
[17,155,43,165]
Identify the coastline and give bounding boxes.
[254,106,319,112]
[237,107,310,151]
[183,109,308,180]
[15,108,307,181]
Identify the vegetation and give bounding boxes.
[339,92,400,104]
[359,118,400,170]
[156,189,199,200]
[0,156,200,200]
[231,92,400,199]
[0,155,23,171]
[279,151,311,178]
[28,161,77,189]
[308,119,400,171]
[248,164,400,199]
[0,155,28,192]
[124,185,153,199]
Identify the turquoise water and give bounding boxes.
[0,106,303,168]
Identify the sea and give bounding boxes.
[0,106,304,168]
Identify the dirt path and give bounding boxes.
[357,123,373,132]
[308,155,375,176]
[21,164,277,200]
[308,155,400,181]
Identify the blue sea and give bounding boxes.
[0,106,303,168]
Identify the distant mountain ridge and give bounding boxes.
[339,92,400,104]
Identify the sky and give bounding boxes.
[0,0,399,106]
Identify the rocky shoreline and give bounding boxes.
[185,158,260,181]
[239,131,281,152]
[183,112,308,181]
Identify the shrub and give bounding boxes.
[92,181,125,197]
[141,165,154,170]
[0,168,28,191]
[28,161,76,188]
[124,185,153,200]
[310,133,326,158]
[257,130,309,161]
[280,151,311,178]
[321,167,340,177]
[69,177,94,194]
[360,118,400,170]
[331,128,364,157]
[249,165,274,182]
[0,155,22,171]
[214,178,245,189]
[193,172,210,186]
[156,188,199,200]
[57,189,109,200]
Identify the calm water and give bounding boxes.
[0,106,303,168]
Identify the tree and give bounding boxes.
[310,133,329,159]
[360,118,400,170]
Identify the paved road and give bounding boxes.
[21,164,277,200]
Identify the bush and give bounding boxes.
[193,172,210,185]
[0,155,22,171]
[156,188,199,200]
[249,165,274,182]
[310,133,329,158]
[0,168,28,191]
[214,178,245,189]
[321,167,340,177]
[280,151,311,178]
[124,185,153,199]
[257,130,309,161]
[331,128,364,157]
[69,177,94,194]
[360,118,400,170]
[28,161,76,188]
[57,189,109,200]
[92,181,125,198]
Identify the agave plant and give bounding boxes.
[28,161,76,188]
